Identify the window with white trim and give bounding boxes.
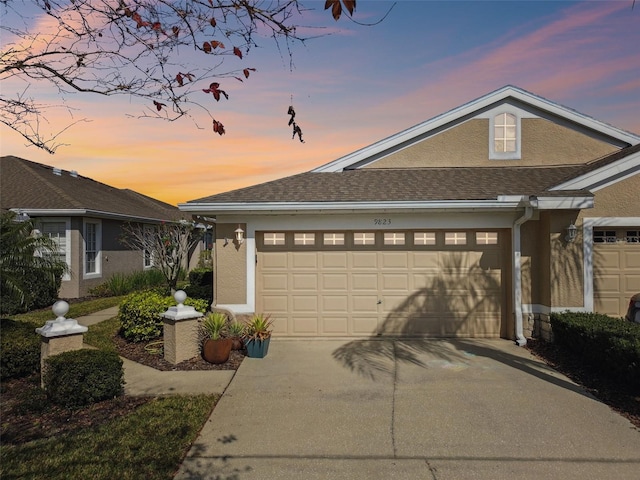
[494,113,516,153]
[414,232,436,245]
[323,233,345,246]
[40,219,71,280]
[383,232,405,245]
[445,232,467,245]
[476,232,498,245]
[354,232,375,246]
[264,232,285,246]
[294,233,315,246]
[143,225,154,268]
[84,219,101,276]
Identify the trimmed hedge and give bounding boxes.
[43,349,124,408]
[550,312,640,390]
[0,318,40,380]
[119,291,209,343]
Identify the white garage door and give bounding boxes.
[594,228,640,317]
[257,230,506,337]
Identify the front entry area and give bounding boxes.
[256,230,508,337]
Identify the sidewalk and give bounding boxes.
[74,307,235,396]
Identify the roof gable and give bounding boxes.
[313,86,640,173]
[1,156,182,222]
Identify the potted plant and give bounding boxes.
[228,320,245,350]
[201,312,232,364]
[243,313,273,358]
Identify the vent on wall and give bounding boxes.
[53,167,61,176]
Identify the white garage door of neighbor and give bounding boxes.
[256,230,505,337]
[594,228,640,317]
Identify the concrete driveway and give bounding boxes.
[175,338,640,480]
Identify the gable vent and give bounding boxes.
[70,170,78,178]
[53,167,61,176]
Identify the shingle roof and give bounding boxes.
[1,156,182,221]
[188,165,591,204]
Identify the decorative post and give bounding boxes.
[36,300,88,388]
[162,290,204,365]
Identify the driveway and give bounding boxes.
[175,338,640,480]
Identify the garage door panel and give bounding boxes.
[262,296,288,313]
[351,252,378,269]
[261,253,288,269]
[596,275,621,293]
[271,316,290,335]
[599,250,621,268]
[321,252,348,268]
[322,295,348,312]
[380,294,413,313]
[291,316,319,335]
[625,274,640,291]
[351,316,377,335]
[261,273,288,290]
[352,274,378,291]
[322,273,348,290]
[412,252,440,270]
[292,295,318,313]
[381,273,409,291]
[292,274,317,290]
[291,252,318,269]
[380,252,409,269]
[352,296,378,313]
[594,297,623,316]
[321,317,349,335]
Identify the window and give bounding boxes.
[494,113,516,153]
[84,220,101,276]
[445,232,467,245]
[383,232,405,245]
[594,230,617,243]
[476,232,498,245]
[264,232,285,246]
[626,231,639,244]
[354,232,375,246]
[414,232,436,246]
[40,219,71,280]
[323,233,345,246]
[294,233,315,246]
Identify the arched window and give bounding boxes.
[494,112,516,153]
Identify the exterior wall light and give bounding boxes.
[565,223,577,242]
[235,225,245,245]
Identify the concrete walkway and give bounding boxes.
[75,307,235,396]
[175,338,640,480]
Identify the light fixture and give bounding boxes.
[235,225,245,245]
[15,211,30,222]
[565,223,577,242]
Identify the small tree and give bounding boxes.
[120,220,200,293]
[0,211,68,314]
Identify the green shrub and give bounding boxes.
[183,268,213,306]
[43,349,124,408]
[0,318,41,380]
[90,269,166,297]
[551,312,640,390]
[0,265,63,315]
[118,291,208,343]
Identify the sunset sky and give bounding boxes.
[1,1,639,206]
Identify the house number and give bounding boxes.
[374,218,391,226]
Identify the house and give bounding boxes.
[179,86,640,344]
[0,156,201,299]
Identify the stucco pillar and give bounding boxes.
[162,290,204,365]
[36,300,88,388]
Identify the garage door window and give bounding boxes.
[323,233,345,245]
[294,233,315,245]
[476,232,498,245]
[354,232,375,246]
[384,232,405,245]
[626,231,639,243]
[445,232,467,245]
[594,230,616,243]
[264,233,285,245]
[413,232,436,245]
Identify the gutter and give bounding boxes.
[512,196,537,346]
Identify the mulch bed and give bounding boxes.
[526,338,640,429]
[112,334,246,371]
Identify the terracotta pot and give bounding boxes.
[202,338,233,364]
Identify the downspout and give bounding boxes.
[512,197,536,346]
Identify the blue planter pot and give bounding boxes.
[244,337,270,358]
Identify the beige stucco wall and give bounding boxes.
[549,210,584,309]
[214,223,247,305]
[579,173,640,219]
[365,118,617,169]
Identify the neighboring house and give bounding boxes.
[1,156,198,299]
[180,85,640,344]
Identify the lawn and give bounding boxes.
[1,296,219,480]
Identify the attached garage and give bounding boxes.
[593,228,640,317]
[256,230,508,337]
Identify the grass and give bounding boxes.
[10,296,124,326]
[0,393,218,480]
[84,316,121,352]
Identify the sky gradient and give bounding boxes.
[2,1,639,206]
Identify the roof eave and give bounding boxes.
[10,208,177,223]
